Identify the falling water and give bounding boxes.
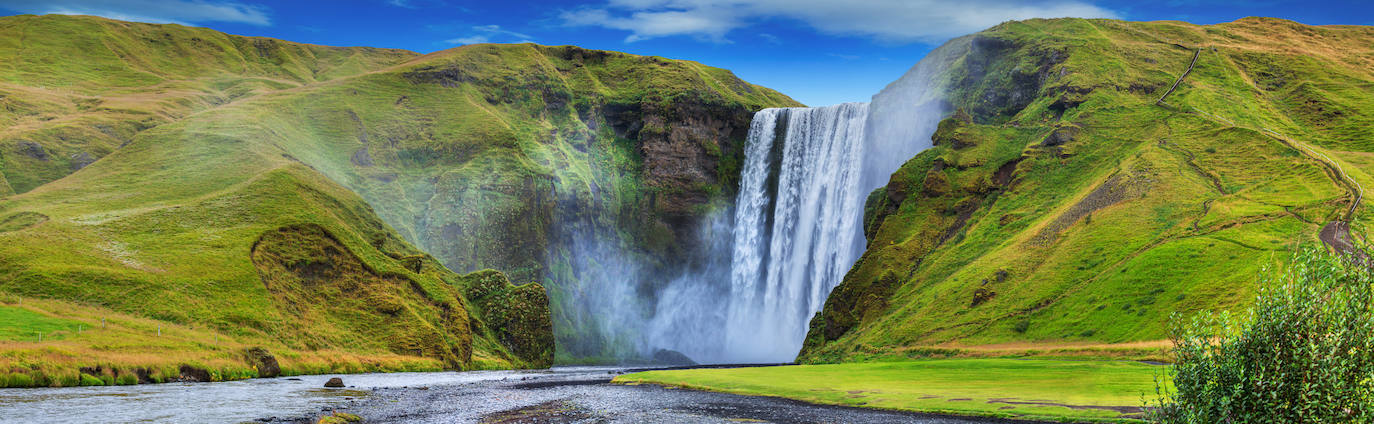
[643,41,962,364]
[721,103,871,363]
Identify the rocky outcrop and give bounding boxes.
[177,365,211,382]
[463,270,555,368]
[17,140,49,161]
[599,94,758,251]
[250,223,477,367]
[245,347,281,378]
[651,349,697,365]
[69,152,95,170]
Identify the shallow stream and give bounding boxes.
[0,367,610,423]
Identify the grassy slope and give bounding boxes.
[211,43,798,360]
[0,16,560,386]
[0,14,417,194]
[802,17,1374,362]
[0,15,799,384]
[616,359,1163,422]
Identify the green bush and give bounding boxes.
[115,373,138,385]
[2,372,34,388]
[1012,318,1031,333]
[1150,247,1374,423]
[78,373,105,386]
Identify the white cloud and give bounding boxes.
[444,24,536,45]
[389,0,415,8]
[561,0,1119,43]
[562,6,739,42]
[0,0,271,26]
[447,35,490,44]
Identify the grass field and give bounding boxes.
[0,304,81,341]
[615,359,1167,422]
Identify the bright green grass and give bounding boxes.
[616,359,1165,422]
[800,17,1374,362]
[0,305,81,341]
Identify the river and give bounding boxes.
[0,366,1036,424]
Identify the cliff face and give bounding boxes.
[802,17,1374,362]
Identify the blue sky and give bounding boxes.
[1,0,1370,106]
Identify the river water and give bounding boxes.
[0,366,1023,424]
[0,367,592,423]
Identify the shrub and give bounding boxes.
[1012,318,1030,333]
[2,372,34,388]
[78,373,105,386]
[115,373,138,385]
[1149,247,1374,423]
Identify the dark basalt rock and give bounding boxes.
[17,140,49,161]
[651,349,697,366]
[1041,125,1081,147]
[246,347,281,378]
[971,282,996,307]
[178,364,211,382]
[70,152,95,170]
[324,377,345,388]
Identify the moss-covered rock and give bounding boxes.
[461,270,555,368]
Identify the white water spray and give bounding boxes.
[721,103,871,363]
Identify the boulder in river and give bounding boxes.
[324,377,345,388]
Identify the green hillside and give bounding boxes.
[99,38,799,360]
[0,14,417,195]
[0,14,799,385]
[801,17,1373,362]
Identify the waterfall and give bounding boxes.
[645,42,958,364]
[722,103,871,363]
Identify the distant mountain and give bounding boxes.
[802,17,1374,362]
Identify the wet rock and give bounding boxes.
[133,367,154,384]
[324,377,345,388]
[651,349,697,366]
[246,347,281,378]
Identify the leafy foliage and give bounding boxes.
[1150,247,1374,423]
